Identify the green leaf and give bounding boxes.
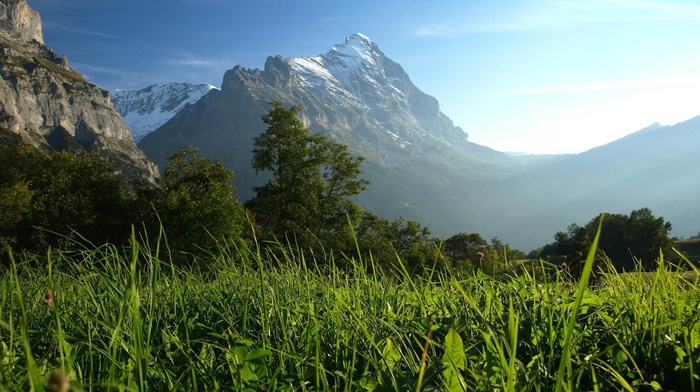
[382,338,402,371]
[359,376,378,391]
[441,328,467,392]
[441,328,466,370]
[240,362,260,382]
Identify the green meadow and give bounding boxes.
[1,227,699,392]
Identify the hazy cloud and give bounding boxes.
[168,55,236,70]
[71,62,133,78]
[42,22,124,39]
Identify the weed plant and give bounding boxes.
[1,227,699,391]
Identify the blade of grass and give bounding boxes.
[9,251,44,391]
[555,214,604,392]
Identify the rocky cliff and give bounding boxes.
[0,0,158,182]
[0,0,42,44]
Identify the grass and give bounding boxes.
[1,230,700,391]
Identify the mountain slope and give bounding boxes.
[0,0,158,182]
[112,82,217,142]
[503,116,700,247]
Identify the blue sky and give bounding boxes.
[28,0,700,154]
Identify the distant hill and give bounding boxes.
[501,116,700,248]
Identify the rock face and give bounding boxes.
[0,0,158,182]
[0,0,42,44]
[112,82,218,142]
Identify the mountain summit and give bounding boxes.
[283,33,472,160]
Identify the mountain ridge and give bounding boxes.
[137,33,524,244]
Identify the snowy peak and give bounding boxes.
[112,82,217,142]
[327,33,384,68]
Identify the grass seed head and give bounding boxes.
[48,368,70,392]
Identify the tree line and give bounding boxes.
[530,207,675,276]
[0,101,677,274]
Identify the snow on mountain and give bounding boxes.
[283,33,470,156]
[112,82,217,142]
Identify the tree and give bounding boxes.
[488,237,526,272]
[246,101,368,249]
[0,181,32,250]
[444,232,488,271]
[353,212,442,274]
[538,208,674,273]
[140,147,245,263]
[624,207,672,269]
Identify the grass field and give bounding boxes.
[1,233,700,391]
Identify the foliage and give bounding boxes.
[353,212,444,273]
[0,144,246,267]
[134,146,245,265]
[246,101,368,251]
[444,232,488,271]
[0,144,130,255]
[624,207,673,269]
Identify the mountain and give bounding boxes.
[501,116,700,248]
[0,0,158,182]
[135,33,699,250]
[112,82,218,142]
[138,33,523,241]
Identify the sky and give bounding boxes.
[27,0,700,154]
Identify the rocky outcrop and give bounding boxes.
[0,0,158,182]
[0,0,42,44]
